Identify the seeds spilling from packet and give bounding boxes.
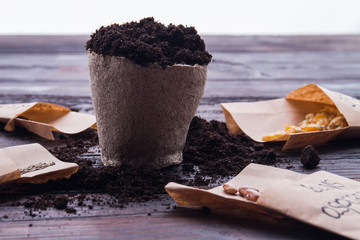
[223,184,261,202]
[262,106,348,141]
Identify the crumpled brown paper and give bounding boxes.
[0,102,97,140]
[0,143,78,184]
[165,163,360,239]
[221,84,360,150]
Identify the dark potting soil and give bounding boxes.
[86,17,212,67]
[0,117,280,212]
[301,145,321,169]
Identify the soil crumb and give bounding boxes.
[86,17,212,67]
[66,208,77,214]
[301,145,321,169]
[53,196,68,210]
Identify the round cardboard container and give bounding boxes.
[88,52,207,168]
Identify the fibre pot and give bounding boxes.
[88,52,207,168]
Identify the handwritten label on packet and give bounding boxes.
[299,179,345,192]
[296,179,360,221]
[321,190,360,220]
[0,102,97,140]
[258,171,360,239]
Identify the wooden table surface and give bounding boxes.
[1,35,360,239]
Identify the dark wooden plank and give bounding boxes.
[0,35,89,53]
[1,35,360,53]
[0,200,345,240]
[203,35,360,52]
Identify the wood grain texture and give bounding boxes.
[1,35,360,120]
[0,209,343,240]
[0,35,359,239]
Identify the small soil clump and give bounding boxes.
[301,145,321,169]
[86,17,212,67]
[66,208,77,214]
[53,196,68,210]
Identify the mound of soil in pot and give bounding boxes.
[86,17,212,67]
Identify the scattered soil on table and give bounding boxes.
[86,17,212,67]
[0,117,281,214]
[301,145,321,169]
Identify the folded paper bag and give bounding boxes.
[165,164,305,216]
[221,84,360,150]
[165,163,360,239]
[0,102,97,140]
[0,143,78,184]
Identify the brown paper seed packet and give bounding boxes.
[221,84,360,150]
[166,163,360,239]
[0,102,97,140]
[0,143,78,184]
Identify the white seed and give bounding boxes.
[238,186,259,194]
[238,186,260,202]
[243,189,260,202]
[223,183,237,194]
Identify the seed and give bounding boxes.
[223,183,237,194]
[243,189,260,202]
[238,186,260,202]
[238,186,259,195]
[262,106,347,141]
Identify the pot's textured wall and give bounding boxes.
[89,53,207,168]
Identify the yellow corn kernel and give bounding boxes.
[314,113,329,125]
[299,120,308,128]
[327,116,347,129]
[262,106,348,142]
[320,106,338,116]
[305,113,314,121]
[284,124,297,133]
[262,131,288,141]
[301,124,322,132]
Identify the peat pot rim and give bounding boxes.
[88,51,209,70]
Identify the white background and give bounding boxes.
[1,0,360,35]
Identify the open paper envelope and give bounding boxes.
[0,102,97,140]
[166,164,305,216]
[165,163,360,240]
[0,143,78,184]
[221,84,360,150]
